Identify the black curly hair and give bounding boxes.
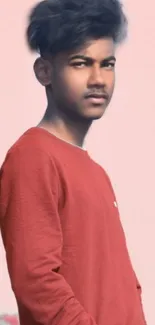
[26,0,127,56]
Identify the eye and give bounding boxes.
[102,62,115,70]
[71,61,87,68]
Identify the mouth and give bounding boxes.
[84,94,109,105]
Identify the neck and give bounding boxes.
[38,104,92,148]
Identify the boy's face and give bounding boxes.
[35,38,116,121]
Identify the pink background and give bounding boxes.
[0,1,154,324]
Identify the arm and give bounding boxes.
[102,168,147,323]
[0,146,97,325]
[134,273,147,324]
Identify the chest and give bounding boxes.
[58,164,125,253]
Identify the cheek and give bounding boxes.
[107,73,115,91]
[60,70,87,98]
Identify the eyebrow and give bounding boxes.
[69,55,116,63]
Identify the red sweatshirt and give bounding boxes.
[0,127,146,325]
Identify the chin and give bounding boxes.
[83,105,107,121]
[67,103,108,122]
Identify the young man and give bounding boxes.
[0,0,146,324]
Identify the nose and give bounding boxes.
[87,65,105,87]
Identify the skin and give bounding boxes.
[34,38,116,147]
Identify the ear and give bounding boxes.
[33,57,52,86]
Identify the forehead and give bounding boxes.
[51,38,115,66]
[72,38,115,59]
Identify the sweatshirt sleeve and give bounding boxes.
[102,169,147,324]
[0,146,97,325]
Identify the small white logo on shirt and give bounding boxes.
[114,201,117,208]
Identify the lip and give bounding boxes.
[85,94,108,105]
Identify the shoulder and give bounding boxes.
[8,127,56,156]
[2,127,60,166]
[90,157,116,194]
[0,128,59,178]
[90,157,110,180]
